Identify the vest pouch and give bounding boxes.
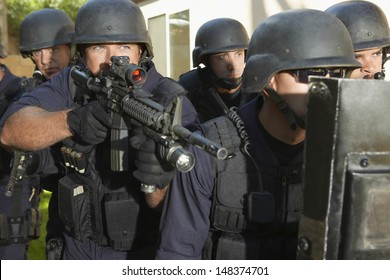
[58,174,92,241]
[25,208,43,239]
[214,232,261,260]
[0,210,42,245]
[285,182,303,224]
[245,192,274,224]
[103,192,140,250]
[0,213,9,245]
[212,172,248,233]
[0,215,29,244]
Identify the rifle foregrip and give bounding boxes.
[121,96,165,127]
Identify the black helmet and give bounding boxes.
[73,0,153,58]
[192,18,249,67]
[19,8,74,58]
[325,1,390,51]
[243,9,360,93]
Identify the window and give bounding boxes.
[169,10,190,80]
[148,10,190,80]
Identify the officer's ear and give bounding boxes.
[70,44,78,64]
[76,45,86,59]
[265,76,277,95]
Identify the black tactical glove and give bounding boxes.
[130,129,175,189]
[67,100,111,145]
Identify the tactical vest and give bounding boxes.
[201,104,304,259]
[180,68,258,123]
[200,109,275,259]
[180,69,234,123]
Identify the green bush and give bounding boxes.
[7,0,87,38]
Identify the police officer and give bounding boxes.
[326,1,390,80]
[18,8,75,260]
[0,9,74,260]
[0,43,29,260]
[0,0,198,260]
[19,8,75,82]
[137,9,360,259]
[179,18,252,123]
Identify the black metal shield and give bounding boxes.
[297,77,390,260]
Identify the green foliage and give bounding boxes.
[7,0,88,38]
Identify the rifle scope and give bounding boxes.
[110,56,147,86]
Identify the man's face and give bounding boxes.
[31,44,71,80]
[269,68,348,120]
[208,49,245,83]
[85,43,141,76]
[269,71,310,119]
[349,47,383,79]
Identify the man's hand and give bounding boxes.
[130,128,176,189]
[67,101,111,145]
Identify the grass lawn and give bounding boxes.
[27,190,51,260]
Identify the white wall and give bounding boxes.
[139,0,390,78]
[140,0,390,40]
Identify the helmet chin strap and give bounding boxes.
[217,77,243,90]
[139,48,152,65]
[207,67,243,90]
[263,88,306,130]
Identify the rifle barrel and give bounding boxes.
[172,125,228,160]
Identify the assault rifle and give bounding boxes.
[71,56,227,173]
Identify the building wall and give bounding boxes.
[138,0,390,79]
[3,0,390,78]
[139,0,390,43]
